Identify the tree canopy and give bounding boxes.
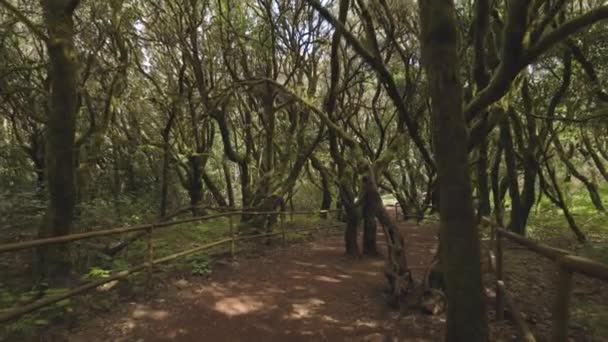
[1,0,608,340]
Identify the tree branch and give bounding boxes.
[0,0,48,41]
[305,0,435,170]
[522,5,608,65]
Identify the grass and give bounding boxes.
[525,182,608,260]
[512,182,608,340]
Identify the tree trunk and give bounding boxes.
[188,155,203,216]
[419,1,488,340]
[475,120,491,221]
[362,170,412,307]
[539,166,586,242]
[362,201,378,256]
[160,136,171,218]
[320,181,332,219]
[490,142,504,226]
[500,115,525,234]
[310,155,332,219]
[340,188,359,256]
[223,160,235,207]
[552,132,605,212]
[37,0,81,286]
[581,132,608,182]
[202,170,228,207]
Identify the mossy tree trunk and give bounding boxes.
[419,1,488,340]
[362,199,378,256]
[38,0,81,286]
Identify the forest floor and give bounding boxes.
[10,211,607,341]
[39,216,521,342]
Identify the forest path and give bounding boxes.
[66,218,448,342]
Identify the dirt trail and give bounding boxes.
[62,220,445,342]
[61,214,520,342]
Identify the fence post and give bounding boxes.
[280,212,286,246]
[229,214,235,259]
[496,230,504,320]
[551,263,573,342]
[145,225,154,294]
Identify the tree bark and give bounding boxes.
[223,160,235,207]
[362,188,378,256]
[552,130,605,212]
[187,155,204,216]
[500,114,525,234]
[581,131,608,182]
[37,0,81,286]
[490,141,504,226]
[311,156,332,219]
[419,1,488,340]
[340,187,359,256]
[539,164,587,242]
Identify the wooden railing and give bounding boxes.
[0,209,343,323]
[491,226,608,342]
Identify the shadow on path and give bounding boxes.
[69,222,448,342]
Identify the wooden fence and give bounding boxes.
[0,208,343,323]
[490,226,608,342]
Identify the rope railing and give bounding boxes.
[491,226,608,342]
[0,209,343,324]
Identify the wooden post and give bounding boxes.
[145,225,154,294]
[551,264,573,342]
[280,212,286,246]
[496,231,504,320]
[229,214,235,259]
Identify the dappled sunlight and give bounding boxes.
[131,306,170,321]
[164,328,189,339]
[351,270,381,277]
[354,318,381,328]
[285,298,326,319]
[194,282,285,317]
[117,318,139,335]
[309,244,342,252]
[313,275,341,283]
[213,295,268,317]
[293,260,329,269]
[58,226,455,342]
[320,314,340,323]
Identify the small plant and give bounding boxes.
[84,267,111,280]
[189,255,212,277]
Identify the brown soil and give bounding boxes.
[45,217,522,342]
[497,241,608,341]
